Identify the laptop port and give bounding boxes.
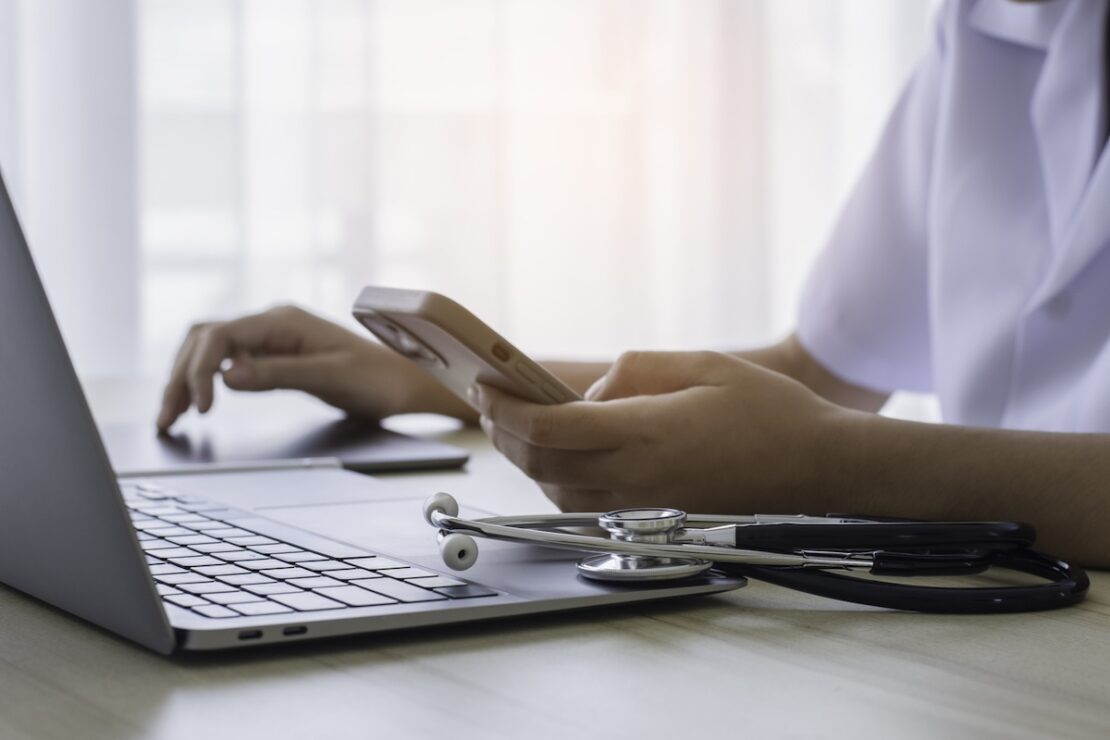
[283,626,308,636]
[238,630,263,640]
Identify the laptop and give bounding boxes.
[0,170,744,653]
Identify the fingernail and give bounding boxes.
[479,416,492,434]
[467,385,479,404]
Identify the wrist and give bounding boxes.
[806,403,879,514]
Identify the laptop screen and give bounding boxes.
[0,169,174,653]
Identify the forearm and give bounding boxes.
[732,335,889,413]
[818,411,1110,566]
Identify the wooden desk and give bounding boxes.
[2,381,1108,739]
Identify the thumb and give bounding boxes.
[222,354,334,395]
[588,351,732,401]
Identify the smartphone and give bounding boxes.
[352,287,582,407]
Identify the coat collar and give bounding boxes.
[967,0,1069,51]
[972,0,1110,305]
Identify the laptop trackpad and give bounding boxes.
[255,498,517,562]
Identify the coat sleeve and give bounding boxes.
[796,4,951,394]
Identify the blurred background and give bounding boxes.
[0,0,935,412]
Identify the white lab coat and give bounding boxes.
[798,0,1110,432]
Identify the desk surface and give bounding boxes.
[2,381,1109,739]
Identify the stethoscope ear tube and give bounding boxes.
[721,550,1090,614]
[730,520,1036,551]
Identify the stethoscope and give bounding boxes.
[422,493,1089,614]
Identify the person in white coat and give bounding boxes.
[158,0,1110,566]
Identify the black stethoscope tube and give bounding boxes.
[720,549,1090,614]
[729,519,1036,552]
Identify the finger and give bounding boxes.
[157,328,202,431]
[186,327,235,414]
[481,415,624,487]
[590,350,734,401]
[222,354,339,396]
[474,384,633,450]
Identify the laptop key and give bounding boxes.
[326,568,381,581]
[269,592,346,611]
[155,572,211,585]
[251,543,301,555]
[130,505,178,516]
[195,564,248,577]
[206,591,266,605]
[166,534,219,546]
[210,528,255,538]
[229,601,294,616]
[193,543,242,554]
[139,539,170,551]
[156,585,183,596]
[137,489,170,500]
[244,582,303,596]
[378,566,439,580]
[314,586,397,607]
[160,513,208,524]
[187,521,232,532]
[144,526,194,537]
[345,556,408,571]
[217,551,268,562]
[273,551,327,563]
[239,558,289,570]
[353,578,447,603]
[192,604,238,619]
[200,528,248,539]
[149,564,186,576]
[134,520,172,531]
[300,560,350,572]
[405,575,468,589]
[287,576,343,589]
[435,585,498,599]
[219,573,275,586]
[168,555,224,568]
[225,536,278,547]
[146,547,198,559]
[164,594,208,607]
[260,567,315,580]
[180,581,239,595]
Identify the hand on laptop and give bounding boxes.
[471,350,844,514]
[156,305,459,431]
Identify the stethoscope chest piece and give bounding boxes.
[577,553,712,581]
[578,507,711,581]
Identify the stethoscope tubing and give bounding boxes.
[724,550,1089,614]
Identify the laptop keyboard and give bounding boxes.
[121,481,497,620]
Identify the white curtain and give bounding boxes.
[0,0,934,389]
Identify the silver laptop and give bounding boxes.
[0,170,743,653]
